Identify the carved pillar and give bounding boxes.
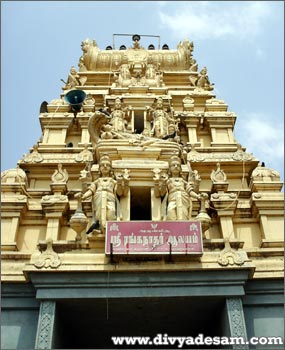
[210,192,238,241]
[227,128,235,143]
[210,126,217,143]
[35,300,56,350]
[143,110,147,131]
[80,128,90,145]
[251,192,284,247]
[78,116,91,146]
[42,129,49,143]
[151,188,163,220]
[1,196,27,251]
[61,128,67,142]
[219,215,235,240]
[120,191,130,221]
[206,112,237,146]
[226,298,249,350]
[130,109,135,133]
[41,127,67,146]
[185,115,201,146]
[41,196,69,241]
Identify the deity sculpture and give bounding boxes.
[147,97,176,139]
[109,98,129,132]
[154,156,206,220]
[61,66,81,90]
[196,67,214,91]
[79,155,130,233]
[113,55,135,87]
[144,56,164,87]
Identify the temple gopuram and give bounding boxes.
[1,34,284,349]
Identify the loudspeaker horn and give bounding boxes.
[64,89,87,112]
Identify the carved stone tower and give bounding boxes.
[1,34,284,349]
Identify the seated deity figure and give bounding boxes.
[113,55,135,87]
[148,97,176,139]
[154,156,203,220]
[196,67,214,91]
[109,98,129,132]
[62,66,81,90]
[80,155,129,233]
[144,56,163,87]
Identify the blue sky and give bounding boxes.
[1,1,284,181]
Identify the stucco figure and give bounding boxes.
[113,55,135,87]
[144,56,164,87]
[147,98,176,139]
[196,67,214,91]
[109,98,129,132]
[80,155,129,232]
[154,156,203,220]
[62,66,81,90]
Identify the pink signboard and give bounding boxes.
[105,221,203,255]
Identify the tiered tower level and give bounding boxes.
[1,35,284,281]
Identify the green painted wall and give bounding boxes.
[1,284,39,350]
[1,276,284,349]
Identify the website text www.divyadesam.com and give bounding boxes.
[111,333,284,348]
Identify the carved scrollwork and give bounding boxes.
[186,145,205,162]
[51,163,68,184]
[232,144,253,161]
[75,144,93,163]
[34,239,61,269]
[217,241,245,266]
[41,195,68,204]
[211,163,227,183]
[22,144,43,163]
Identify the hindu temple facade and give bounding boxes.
[1,35,284,349]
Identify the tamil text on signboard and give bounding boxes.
[105,221,203,255]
